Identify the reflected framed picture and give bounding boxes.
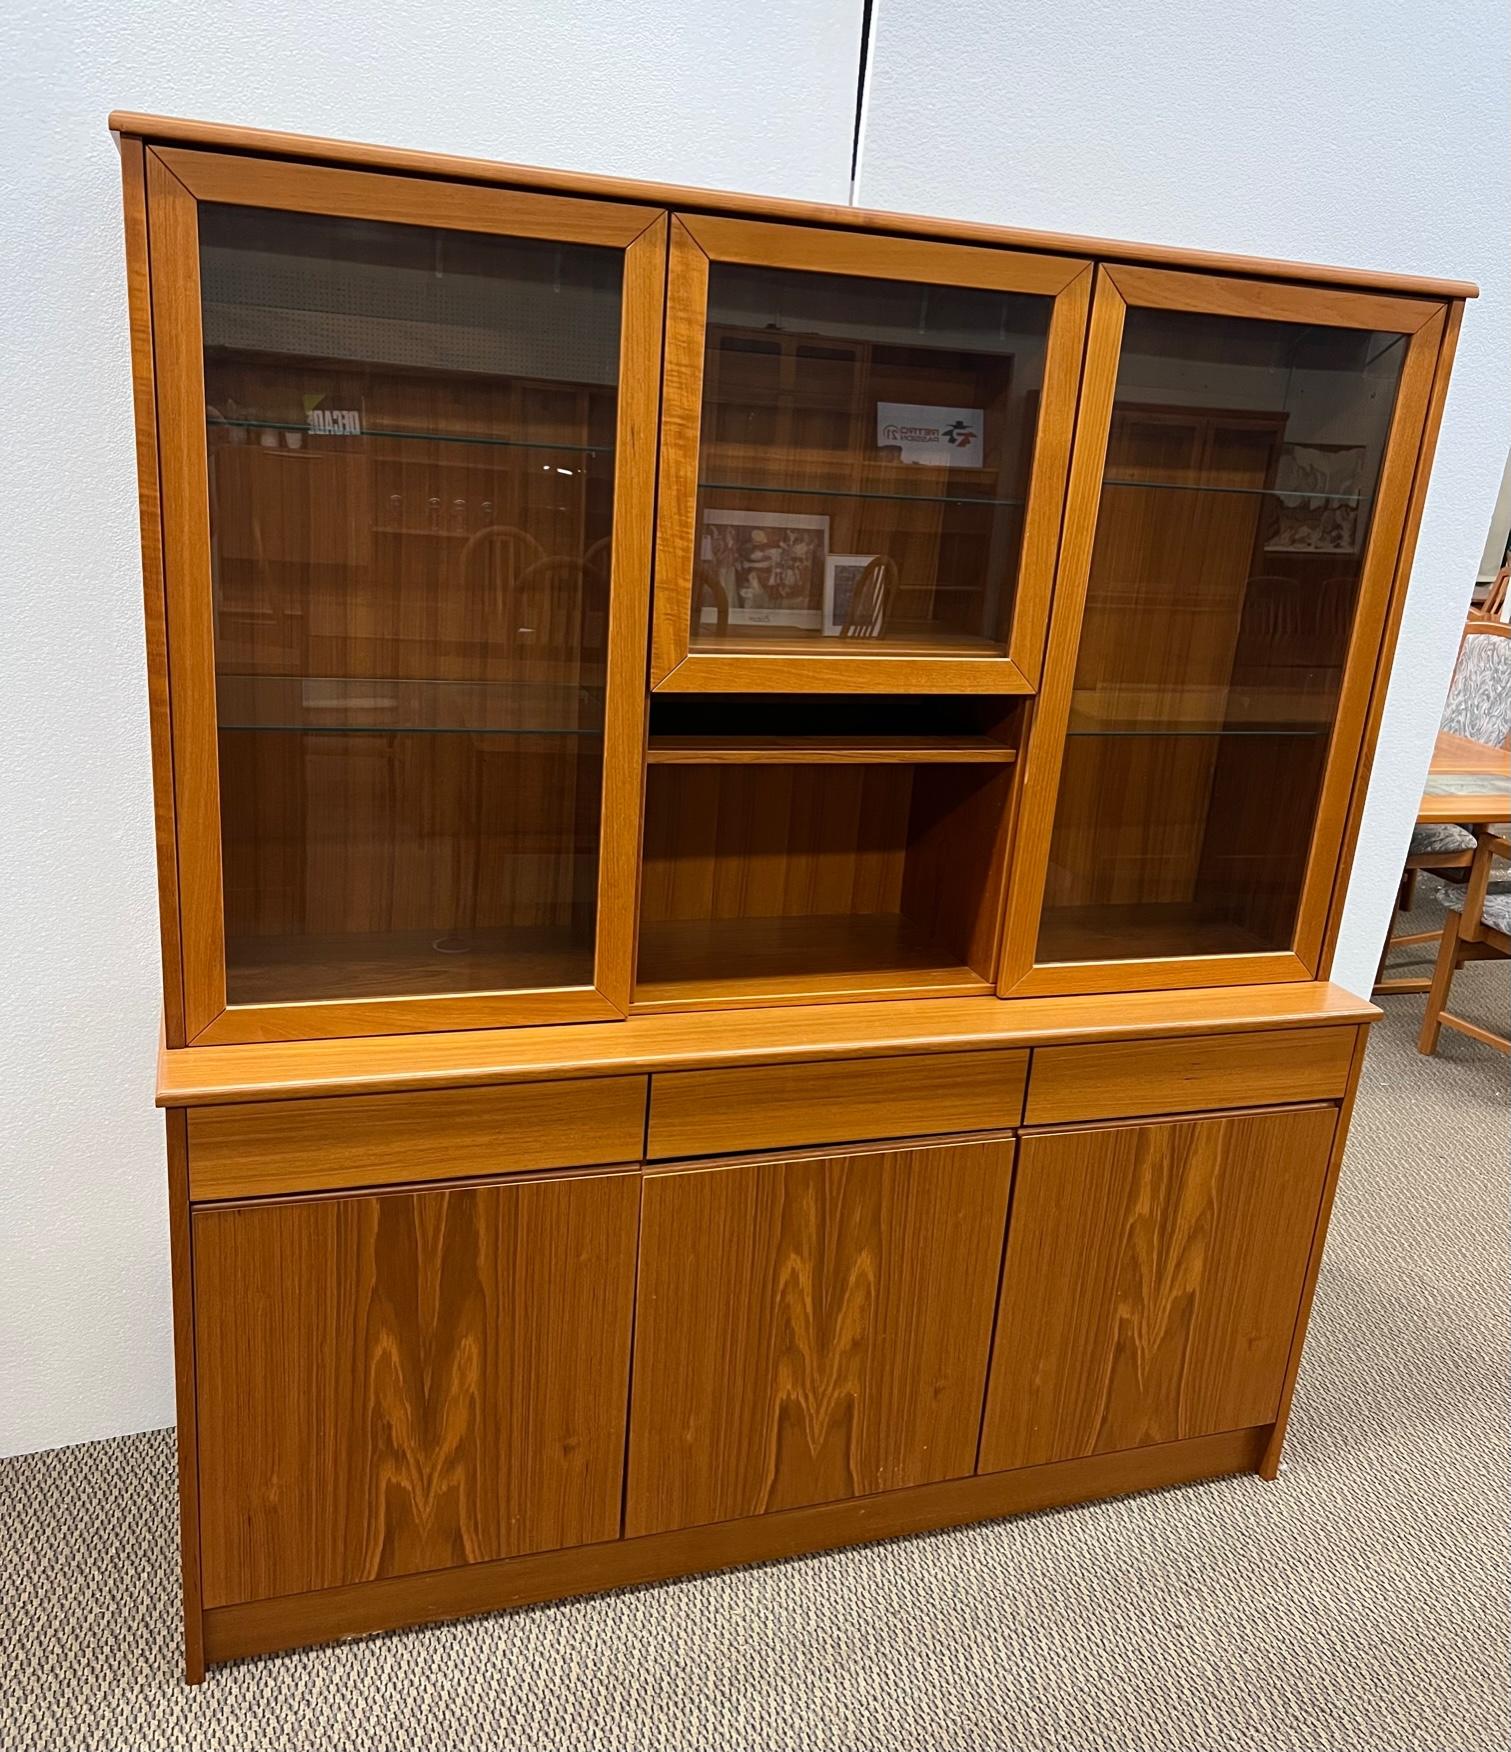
[698,509,829,628]
[824,553,881,636]
[1265,444,1367,554]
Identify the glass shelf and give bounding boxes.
[207,417,614,456]
[698,479,1025,510]
[215,674,605,736]
[689,623,1005,659]
[220,724,601,737]
[1102,476,1365,504]
[1065,725,1330,739]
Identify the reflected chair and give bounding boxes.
[839,556,899,639]
[460,524,548,622]
[693,564,730,637]
[1376,620,1511,994]
[1417,827,1510,1056]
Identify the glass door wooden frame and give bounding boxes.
[143,147,668,1044]
[649,215,1093,694]
[999,264,1449,999]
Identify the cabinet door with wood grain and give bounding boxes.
[193,1169,639,1606]
[625,1137,1014,1537]
[979,1105,1336,1474]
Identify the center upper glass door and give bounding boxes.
[651,217,1092,693]
[145,149,665,1043]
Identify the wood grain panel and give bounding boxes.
[647,1050,1026,1159]
[146,148,227,1039]
[644,735,1017,764]
[1261,1025,1368,1476]
[592,214,666,1011]
[1102,263,1442,334]
[154,146,658,244]
[1025,1024,1357,1124]
[979,1106,1337,1471]
[1316,305,1464,974]
[997,270,1126,991]
[203,1426,1266,1667]
[188,1076,647,1200]
[680,213,1085,293]
[156,981,1379,1108]
[113,113,1478,298]
[120,140,188,1046]
[193,1171,639,1606]
[626,1137,1014,1536]
[163,1110,205,1682]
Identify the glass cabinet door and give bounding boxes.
[651,216,1092,693]
[1004,266,1446,995]
[145,150,664,1042]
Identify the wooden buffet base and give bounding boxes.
[160,983,1375,1681]
[203,1427,1267,1666]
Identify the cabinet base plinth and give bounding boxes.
[200,1425,1268,1672]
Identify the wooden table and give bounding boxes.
[1417,730,1511,826]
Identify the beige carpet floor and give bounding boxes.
[2,922,1506,1751]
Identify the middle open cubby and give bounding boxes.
[634,697,1024,1008]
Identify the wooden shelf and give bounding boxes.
[645,735,1016,765]
[634,912,990,1009]
[226,925,594,1006]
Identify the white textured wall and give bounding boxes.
[855,0,1511,996]
[2,0,1502,1457]
[0,0,862,1459]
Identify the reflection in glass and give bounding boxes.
[1038,308,1406,966]
[199,205,622,1004]
[690,264,1053,656]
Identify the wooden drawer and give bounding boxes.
[646,1049,1027,1160]
[1024,1026,1357,1126]
[187,1076,648,1201]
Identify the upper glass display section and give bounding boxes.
[688,263,1053,658]
[1037,305,1407,967]
[198,204,623,1006]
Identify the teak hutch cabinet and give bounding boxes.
[113,111,1473,1681]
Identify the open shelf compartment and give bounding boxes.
[634,744,1016,1008]
[645,693,1022,766]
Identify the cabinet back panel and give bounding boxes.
[639,765,913,923]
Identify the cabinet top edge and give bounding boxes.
[108,111,1478,302]
[156,984,1379,1108]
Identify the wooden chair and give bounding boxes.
[1375,620,1511,994]
[1472,561,1508,624]
[1417,826,1510,1056]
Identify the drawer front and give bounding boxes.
[646,1049,1027,1160]
[187,1076,648,1201]
[1025,1025,1358,1127]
